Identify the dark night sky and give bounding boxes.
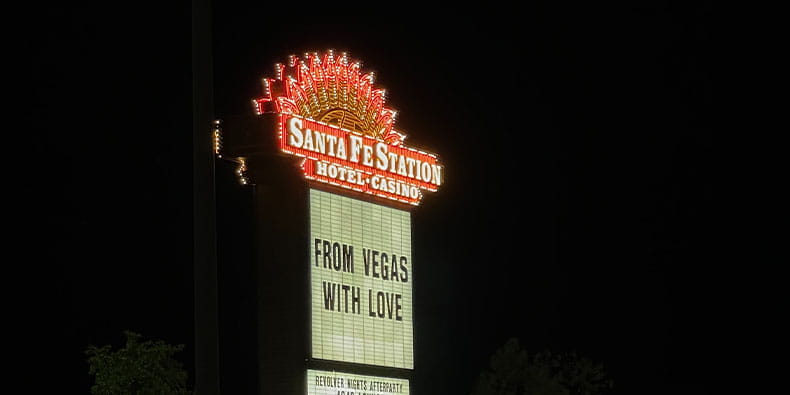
[27,2,710,394]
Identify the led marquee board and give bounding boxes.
[310,189,413,369]
[307,369,409,395]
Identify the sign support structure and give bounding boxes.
[192,0,220,393]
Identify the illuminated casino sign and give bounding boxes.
[220,50,439,392]
[254,50,443,205]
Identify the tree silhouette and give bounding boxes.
[471,338,613,395]
[85,331,190,395]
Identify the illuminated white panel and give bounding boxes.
[307,369,409,395]
[310,189,413,369]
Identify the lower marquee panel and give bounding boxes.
[306,369,409,395]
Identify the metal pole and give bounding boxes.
[192,0,219,393]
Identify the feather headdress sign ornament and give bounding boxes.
[253,50,443,206]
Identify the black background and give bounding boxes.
[27,2,710,394]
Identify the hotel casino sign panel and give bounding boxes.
[242,50,442,391]
[252,50,443,207]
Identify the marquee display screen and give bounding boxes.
[307,369,409,395]
[310,188,413,369]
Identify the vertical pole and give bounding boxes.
[192,0,219,393]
